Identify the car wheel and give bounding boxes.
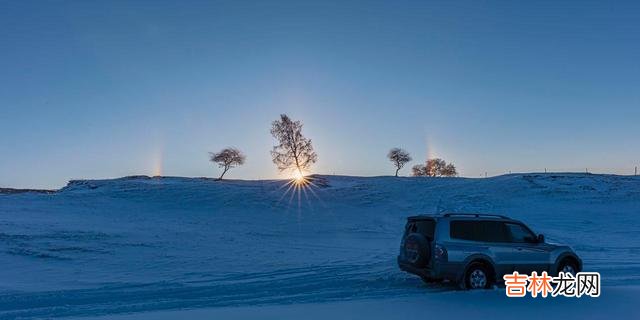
[465,263,491,290]
[558,260,578,276]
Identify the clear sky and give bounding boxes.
[1,1,639,189]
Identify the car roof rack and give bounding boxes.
[407,213,439,220]
[442,213,509,219]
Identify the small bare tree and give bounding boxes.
[209,148,245,180]
[387,148,412,177]
[270,114,317,176]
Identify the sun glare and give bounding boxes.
[292,170,305,183]
[278,169,319,211]
[276,169,324,213]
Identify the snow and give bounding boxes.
[73,286,640,320]
[1,173,639,319]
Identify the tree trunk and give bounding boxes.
[294,154,302,176]
[395,167,400,177]
[218,167,229,180]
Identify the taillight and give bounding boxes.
[434,244,447,261]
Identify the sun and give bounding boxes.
[289,169,311,186]
[278,169,321,210]
[292,170,305,183]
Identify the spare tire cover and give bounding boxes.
[403,233,431,268]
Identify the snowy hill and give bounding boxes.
[1,173,639,319]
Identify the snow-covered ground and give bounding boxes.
[73,286,640,320]
[1,173,639,319]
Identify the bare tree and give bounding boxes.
[426,158,447,177]
[270,114,317,176]
[387,148,412,177]
[209,148,246,180]
[413,158,457,177]
[412,164,426,176]
[441,163,458,177]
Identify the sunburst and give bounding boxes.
[275,169,324,212]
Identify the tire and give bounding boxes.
[557,259,578,276]
[464,262,492,290]
[403,233,431,268]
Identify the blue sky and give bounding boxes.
[1,1,639,188]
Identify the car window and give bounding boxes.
[450,221,475,240]
[450,220,509,242]
[405,219,435,239]
[480,221,509,242]
[505,223,536,243]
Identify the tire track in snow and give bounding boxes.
[0,261,445,319]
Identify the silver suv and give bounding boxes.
[397,213,582,289]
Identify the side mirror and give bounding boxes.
[537,234,545,243]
